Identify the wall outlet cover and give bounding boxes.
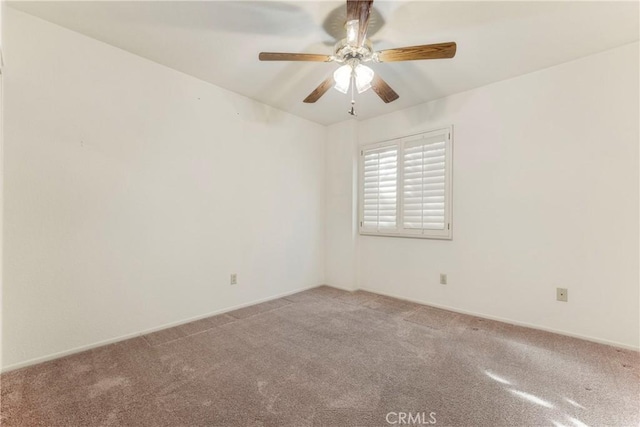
[556,287,568,302]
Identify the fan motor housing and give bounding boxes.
[332,39,375,64]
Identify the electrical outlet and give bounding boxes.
[556,288,568,302]
[440,274,447,285]
[230,274,237,285]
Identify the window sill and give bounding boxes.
[359,230,453,240]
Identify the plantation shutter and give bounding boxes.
[362,145,398,230]
[402,133,447,230]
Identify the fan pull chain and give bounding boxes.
[348,72,357,116]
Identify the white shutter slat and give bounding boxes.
[402,134,447,231]
[361,146,398,231]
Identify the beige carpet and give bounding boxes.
[1,286,638,426]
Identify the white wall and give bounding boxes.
[326,43,640,349]
[325,120,358,291]
[2,8,326,370]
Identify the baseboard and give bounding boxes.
[322,283,355,292]
[1,283,323,373]
[358,287,640,352]
[6,284,634,373]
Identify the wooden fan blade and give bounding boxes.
[377,42,457,62]
[303,76,334,103]
[259,52,332,62]
[346,0,373,47]
[370,74,399,103]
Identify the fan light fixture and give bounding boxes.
[333,64,374,94]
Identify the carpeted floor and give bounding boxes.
[1,286,638,426]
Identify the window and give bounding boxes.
[359,127,452,239]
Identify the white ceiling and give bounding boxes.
[9,1,640,125]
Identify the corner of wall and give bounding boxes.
[325,120,359,291]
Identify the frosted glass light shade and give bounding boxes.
[333,65,351,94]
[333,64,375,94]
[355,65,374,93]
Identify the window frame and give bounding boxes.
[358,126,453,240]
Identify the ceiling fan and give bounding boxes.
[258,0,457,115]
